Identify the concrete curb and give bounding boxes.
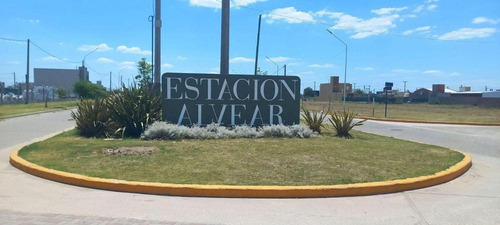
[357,116,500,126]
[10,149,472,198]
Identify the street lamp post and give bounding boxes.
[81,47,100,81]
[326,29,348,112]
[266,56,279,75]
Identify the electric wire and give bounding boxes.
[84,62,108,76]
[0,37,26,42]
[30,40,80,64]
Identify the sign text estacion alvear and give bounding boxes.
[162,73,301,126]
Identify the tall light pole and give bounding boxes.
[154,0,161,87]
[81,46,100,81]
[254,14,262,75]
[266,56,279,75]
[403,81,407,93]
[327,29,348,112]
[25,39,30,104]
[220,0,230,75]
[148,15,154,83]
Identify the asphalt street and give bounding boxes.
[0,110,499,225]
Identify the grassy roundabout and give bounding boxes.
[17,129,465,186]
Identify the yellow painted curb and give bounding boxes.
[10,149,471,198]
[357,116,500,126]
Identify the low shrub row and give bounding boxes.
[301,108,365,139]
[141,122,316,140]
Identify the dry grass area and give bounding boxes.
[18,129,464,186]
[302,101,500,124]
[0,101,77,118]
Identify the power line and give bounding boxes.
[30,40,80,64]
[84,62,107,76]
[0,37,26,42]
[225,0,499,44]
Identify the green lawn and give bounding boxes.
[303,101,500,124]
[18,129,464,186]
[0,101,77,118]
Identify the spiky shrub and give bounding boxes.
[301,107,328,134]
[71,98,112,138]
[107,84,161,138]
[328,111,366,139]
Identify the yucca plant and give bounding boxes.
[328,111,366,139]
[107,83,161,138]
[301,107,328,134]
[71,98,112,138]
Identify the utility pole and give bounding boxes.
[154,0,161,87]
[254,14,262,75]
[149,15,154,84]
[25,39,30,104]
[403,81,407,93]
[220,0,230,75]
[13,72,16,86]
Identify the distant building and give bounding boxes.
[317,76,352,101]
[34,67,89,92]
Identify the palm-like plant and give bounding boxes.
[71,98,112,138]
[107,83,161,138]
[328,111,366,139]
[301,107,328,134]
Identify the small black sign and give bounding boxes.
[162,73,301,126]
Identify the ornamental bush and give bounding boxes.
[141,122,316,140]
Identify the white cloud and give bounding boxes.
[230,57,254,63]
[29,19,40,23]
[177,56,187,60]
[77,43,113,52]
[266,56,292,63]
[119,61,135,69]
[42,56,60,62]
[6,61,20,65]
[161,63,173,68]
[355,67,374,71]
[189,0,266,9]
[97,57,115,64]
[423,70,442,74]
[472,17,499,25]
[299,71,314,75]
[116,46,151,55]
[309,63,335,68]
[392,69,419,73]
[265,7,315,24]
[371,7,408,15]
[438,28,496,40]
[331,14,400,39]
[449,72,460,76]
[403,26,431,35]
[427,5,438,11]
[414,5,425,13]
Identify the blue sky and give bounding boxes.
[1,0,499,92]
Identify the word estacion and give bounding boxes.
[162,73,300,126]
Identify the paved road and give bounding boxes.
[0,110,499,225]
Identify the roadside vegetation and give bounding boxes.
[302,101,500,124]
[18,129,464,186]
[0,100,77,118]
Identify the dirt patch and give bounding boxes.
[101,147,159,156]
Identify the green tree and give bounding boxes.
[303,87,315,98]
[73,81,108,99]
[56,88,69,99]
[135,58,153,85]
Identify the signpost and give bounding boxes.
[162,73,301,126]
